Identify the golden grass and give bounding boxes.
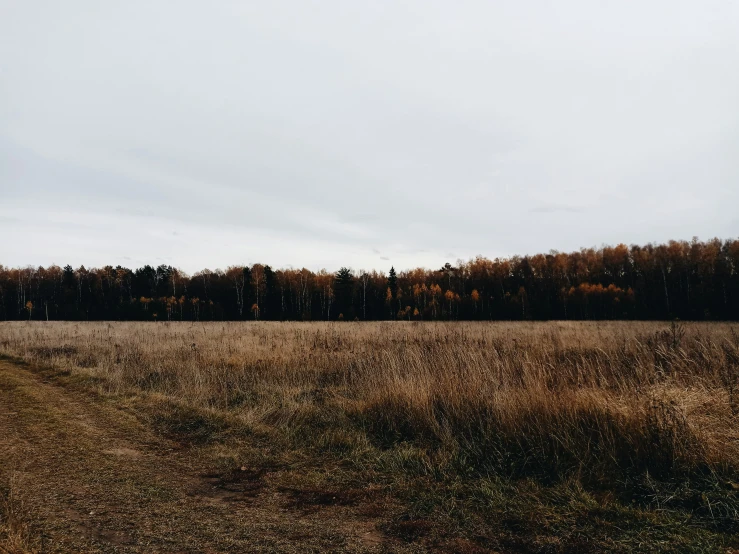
[1,320,737,488]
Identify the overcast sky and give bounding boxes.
[1,1,737,273]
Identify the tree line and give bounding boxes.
[1,238,738,322]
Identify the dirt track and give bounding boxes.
[0,359,416,553]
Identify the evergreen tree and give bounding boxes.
[387,267,398,298]
[133,265,157,298]
[62,265,78,319]
[386,267,398,319]
[335,267,354,320]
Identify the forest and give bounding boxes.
[1,238,738,322]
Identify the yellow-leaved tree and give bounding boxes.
[471,289,480,315]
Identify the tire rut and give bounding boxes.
[0,360,408,553]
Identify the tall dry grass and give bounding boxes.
[1,321,738,487]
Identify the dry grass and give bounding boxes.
[0,476,39,554]
[1,321,739,550]
[2,321,738,478]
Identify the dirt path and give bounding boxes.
[0,359,419,553]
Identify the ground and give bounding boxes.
[0,358,412,553]
[2,321,739,553]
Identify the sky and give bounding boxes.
[1,1,738,274]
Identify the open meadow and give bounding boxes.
[1,321,739,552]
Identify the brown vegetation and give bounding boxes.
[0,480,38,554]
[1,321,739,551]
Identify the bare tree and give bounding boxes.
[359,270,370,320]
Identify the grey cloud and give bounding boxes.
[530,204,586,214]
[1,0,737,272]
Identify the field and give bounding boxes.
[1,321,739,553]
